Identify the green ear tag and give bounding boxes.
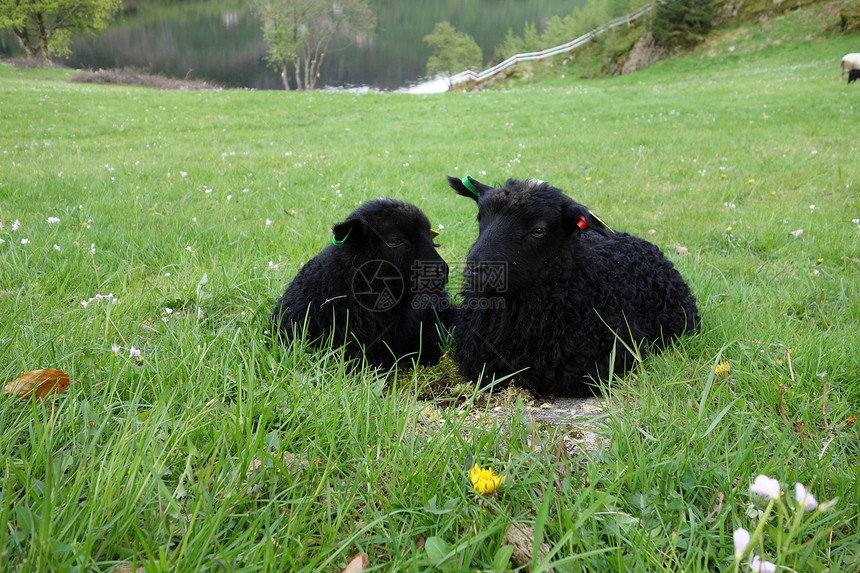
[332,227,351,246]
[461,175,480,198]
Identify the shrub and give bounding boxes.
[650,0,718,49]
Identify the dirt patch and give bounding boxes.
[412,357,609,456]
[2,56,70,70]
[417,393,609,458]
[621,32,668,75]
[69,67,221,91]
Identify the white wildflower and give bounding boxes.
[750,475,781,501]
[794,483,818,511]
[750,556,776,573]
[733,528,750,560]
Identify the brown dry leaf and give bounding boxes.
[341,552,369,573]
[113,565,145,573]
[236,452,314,498]
[4,368,71,401]
[504,524,553,573]
[706,491,725,525]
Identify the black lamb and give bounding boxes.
[447,175,700,397]
[271,198,451,368]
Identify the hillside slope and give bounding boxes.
[469,0,857,89]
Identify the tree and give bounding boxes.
[424,22,482,76]
[650,0,718,49]
[0,0,122,64]
[250,0,375,91]
[494,28,524,64]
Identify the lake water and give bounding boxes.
[2,0,584,91]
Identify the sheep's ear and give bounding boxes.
[563,202,612,236]
[331,217,368,246]
[447,175,492,203]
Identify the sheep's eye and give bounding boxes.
[530,227,547,239]
[385,237,404,248]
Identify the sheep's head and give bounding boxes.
[448,175,609,295]
[331,198,448,300]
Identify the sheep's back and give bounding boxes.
[271,248,348,343]
[842,53,860,71]
[585,232,699,339]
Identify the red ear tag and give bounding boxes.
[576,214,589,230]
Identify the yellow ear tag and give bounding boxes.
[591,212,615,234]
[430,229,440,239]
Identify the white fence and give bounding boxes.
[447,4,653,87]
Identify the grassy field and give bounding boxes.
[1,2,859,571]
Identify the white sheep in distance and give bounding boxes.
[841,53,860,81]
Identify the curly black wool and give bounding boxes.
[272,198,452,368]
[448,176,700,396]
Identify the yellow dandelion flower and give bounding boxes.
[770,191,776,196]
[817,258,824,264]
[726,226,732,233]
[469,464,505,495]
[748,178,755,184]
[714,361,731,378]
[290,210,298,217]
[720,174,727,179]
[585,177,592,182]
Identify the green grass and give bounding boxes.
[2,3,859,571]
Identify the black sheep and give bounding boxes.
[271,198,451,368]
[447,175,700,396]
